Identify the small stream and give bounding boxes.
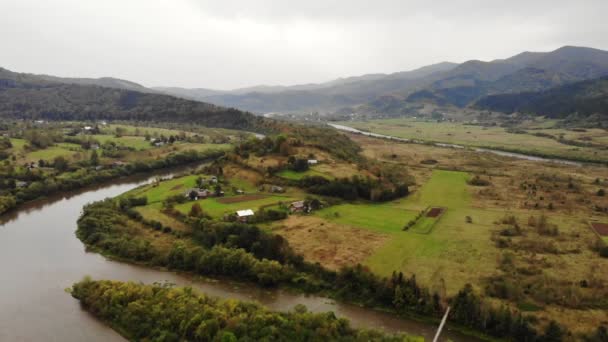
[0,165,480,342]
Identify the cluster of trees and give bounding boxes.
[287,156,310,172]
[300,175,409,202]
[190,219,301,265]
[70,279,414,342]
[233,126,362,163]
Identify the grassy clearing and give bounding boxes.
[92,134,154,150]
[9,138,26,151]
[277,168,331,180]
[408,215,439,234]
[134,203,190,232]
[316,203,418,234]
[397,170,470,209]
[271,215,389,270]
[364,170,504,295]
[25,145,80,162]
[342,118,608,162]
[175,195,297,218]
[126,175,200,203]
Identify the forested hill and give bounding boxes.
[0,67,269,132]
[475,76,608,119]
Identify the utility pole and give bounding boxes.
[432,306,451,342]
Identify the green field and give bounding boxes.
[341,118,608,162]
[175,195,297,218]
[9,138,26,151]
[93,134,154,150]
[277,168,331,180]
[25,144,81,162]
[316,204,417,233]
[125,175,200,203]
[128,173,297,219]
[408,215,440,234]
[315,170,469,234]
[361,170,505,294]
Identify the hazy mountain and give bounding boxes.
[155,62,458,113]
[155,46,608,116]
[0,67,266,131]
[475,76,608,119]
[361,46,608,114]
[0,67,155,93]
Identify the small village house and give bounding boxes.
[236,209,254,223]
[289,200,306,213]
[270,185,284,193]
[186,188,211,200]
[307,159,318,165]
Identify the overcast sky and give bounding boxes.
[1,0,607,89]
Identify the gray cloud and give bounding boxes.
[1,0,606,89]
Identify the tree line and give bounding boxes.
[70,278,417,342]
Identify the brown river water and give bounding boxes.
[0,167,481,342]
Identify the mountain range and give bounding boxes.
[1,45,607,121]
[0,67,267,132]
[154,46,608,116]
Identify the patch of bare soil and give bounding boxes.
[217,195,266,204]
[275,216,389,270]
[426,207,444,218]
[591,222,608,236]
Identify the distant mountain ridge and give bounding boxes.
[0,67,155,93]
[150,46,608,117]
[154,62,458,113]
[362,46,608,115]
[3,45,607,120]
[0,67,267,131]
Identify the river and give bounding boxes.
[328,123,585,166]
[0,167,480,342]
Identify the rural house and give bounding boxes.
[270,185,285,193]
[289,200,306,213]
[307,159,318,165]
[236,209,254,223]
[186,188,211,200]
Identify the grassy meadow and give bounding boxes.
[341,118,608,162]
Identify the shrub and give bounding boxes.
[468,175,490,186]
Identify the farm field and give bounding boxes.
[24,144,81,162]
[315,203,417,233]
[125,175,201,203]
[348,170,504,294]
[175,194,297,218]
[92,134,155,150]
[340,118,608,162]
[127,171,300,220]
[277,168,331,180]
